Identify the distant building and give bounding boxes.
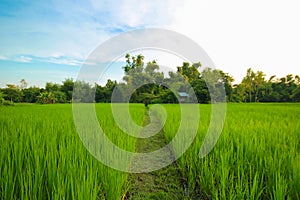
[178,92,189,103]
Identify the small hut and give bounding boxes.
[178,92,189,103]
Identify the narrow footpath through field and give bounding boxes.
[125,108,186,200]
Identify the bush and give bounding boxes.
[2,100,14,106]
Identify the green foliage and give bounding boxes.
[0,59,300,104]
[2,100,14,106]
[0,91,5,104]
[37,91,55,104]
[95,79,117,103]
[45,82,61,92]
[2,84,22,102]
[61,78,74,102]
[72,81,94,103]
[123,53,144,75]
[177,62,201,82]
[22,87,41,103]
[233,69,300,103]
[291,86,300,102]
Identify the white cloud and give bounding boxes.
[1,0,183,67]
[45,53,85,66]
[0,55,8,60]
[90,0,183,28]
[15,56,32,63]
[169,0,300,82]
[3,0,299,84]
[86,0,300,82]
[1,54,83,66]
[47,57,83,66]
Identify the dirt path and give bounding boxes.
[125,109,187,200]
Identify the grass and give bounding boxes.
[160,103,300,199]
[0,103,299,199]
[0,103,144,200]
[126,108,185,200]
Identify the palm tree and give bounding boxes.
[38,91,56,104]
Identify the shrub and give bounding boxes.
[2,100,14,106]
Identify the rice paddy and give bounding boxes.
[161,103,300,199]
[0,103,299,199]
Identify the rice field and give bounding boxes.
[0,103,299,199]
[0,104,144,200]
[161,103,300,199]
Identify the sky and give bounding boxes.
[1,0,300,87]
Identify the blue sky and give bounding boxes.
[0,0,175,87]
[1,0,300,87]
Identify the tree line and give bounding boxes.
[0,54,299,105]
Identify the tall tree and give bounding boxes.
[123,54,144,75]
[72,81,94,103]
[253,71,266,102]
[45,82,60,92]
[291,86,300,102]
[19,79,28,90]
[241,68,255,102]
[61,78,74,102]
[177,62,201,82]
[3,84,20,102]
[23,87,40,103]
[217,70,234,102]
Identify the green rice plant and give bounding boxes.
[0,103,144,200]
[159,103,300,199]
[1,103,299,199]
